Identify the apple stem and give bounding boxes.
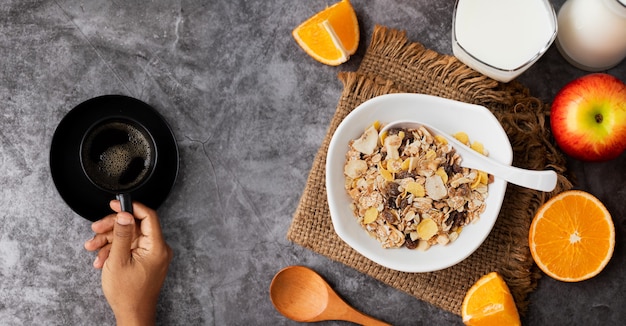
[595,113,603,123]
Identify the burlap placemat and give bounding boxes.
[287,25,572,316]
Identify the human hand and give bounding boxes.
[84,200,173,325]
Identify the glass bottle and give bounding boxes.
[556,0,626,71]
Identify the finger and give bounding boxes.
[91,214,116,233]
[112,199,161,238]
[93,244,111,269]
[84,232,112,252]
[111,199,161,236]
[85,229,141,252]
[132,202,163,239]
[108,212,135,265]
[109,199,122,213]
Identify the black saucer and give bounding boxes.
[50,95,179,222]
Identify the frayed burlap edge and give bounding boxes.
[287,25,572,316]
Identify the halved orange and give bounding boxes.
[292,0,359,66]
[529,190,615,282]
[461,272,521,326]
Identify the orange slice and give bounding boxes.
[461,272,521,326]
[292,0,359,66]
[529,190,615,282]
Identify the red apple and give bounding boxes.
[550,73,626,162]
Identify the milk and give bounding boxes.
[452,0,557,82]
[556,0,626,71]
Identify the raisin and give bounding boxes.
[404,131,415,143]
[386,182,401,197]
[452,163,463,174]
[382,182,401,210]
[457,183,470,197]
[405,234,418,249]
[448,210,467,229]
[399,197,410,210]
[388,196,398,209]
[444,163,454,176]
[381,209,399,225]
[388,128,402,135]
[444,162,463,176]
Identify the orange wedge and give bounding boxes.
[292,0,359,66]
[529,190,615,282]
[461,272,521,326]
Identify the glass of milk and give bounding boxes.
[452,0,558,83]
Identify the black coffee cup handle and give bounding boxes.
[116,193,134,214]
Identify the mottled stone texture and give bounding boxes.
[0,0,624,325]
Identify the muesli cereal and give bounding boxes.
[343,121,492,251]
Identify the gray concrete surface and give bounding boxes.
[1,0,625,325]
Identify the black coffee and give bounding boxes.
[81,120,155,192]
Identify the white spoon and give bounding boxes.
[380,120,558,192]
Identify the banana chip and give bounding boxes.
[352,125,379,155]
[344,159,367,179]
[386,158,403,173]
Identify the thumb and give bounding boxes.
[109,211,135,265]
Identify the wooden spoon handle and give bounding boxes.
[322,281,391,325]
[346,311,392,326]
[339,305,391,326]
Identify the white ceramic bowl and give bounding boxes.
[326,94,513,272]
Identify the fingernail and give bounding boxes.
[117,213,133,226]
[93,256,100,267]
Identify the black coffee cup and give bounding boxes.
[80,117,157,214]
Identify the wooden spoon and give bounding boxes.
[269,266,391,325]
